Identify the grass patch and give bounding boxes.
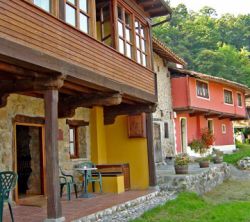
[132,191,250,222]
[223,144,250,165]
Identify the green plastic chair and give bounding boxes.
[0,171,18,222]
[78,162,102,193]
[59,168,78,201]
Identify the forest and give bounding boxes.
[153,4,250,86]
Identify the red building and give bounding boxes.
[170,68,249,154]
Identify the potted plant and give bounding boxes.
[212,148,223,164]
[189,128,215,168]
[174,153,190,174]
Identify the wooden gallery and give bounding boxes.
[0,0,173,221]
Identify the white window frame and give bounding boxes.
[223,88,234,106]
[196,79,210,100]
[236,91,243,108]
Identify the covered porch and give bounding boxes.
[0,55,157,221]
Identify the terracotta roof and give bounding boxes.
[169,67,250,93]
[137,0,172,18]
[152,37,187,66]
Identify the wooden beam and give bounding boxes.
[44,89,63,220]
[58,93,122,118]
[104,103,156,125]
[13,115,45,125]
[0,93,9,108]
[66,119,89,127]
[146,113,157,186]
[0,76,65,94]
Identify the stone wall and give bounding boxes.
[0,94,90,174]
[157,163,231,194]
[153,53,176,162]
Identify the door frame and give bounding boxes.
[180,117,187,153]
[13,122,46,203]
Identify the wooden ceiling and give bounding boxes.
[136,0,172,18]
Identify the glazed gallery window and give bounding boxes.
[196,80,209,99]
[117,6,133,58]
[237,93,242,107]
[33,0,50,12]
[65,0,89,33]
[135,20,147,66]
[69,126,88,159]
[224,89,233,104]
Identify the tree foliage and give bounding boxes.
[153,4,250,86]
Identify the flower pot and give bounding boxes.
[174,165,188,174]
[213,156,223,164]
[199,160,210,168]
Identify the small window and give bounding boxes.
[33,0,51,12]
[222,124,226,134]
[69,126,78,158]
[196,80,209,99]
[237,93,242,107]
[224,90,233,104]
[164,122,169,138]
[65,0,89,34]
[68,124,88,159]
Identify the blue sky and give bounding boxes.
[169,0,250,16]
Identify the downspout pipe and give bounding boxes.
[152,13,172,28]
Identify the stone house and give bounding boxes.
[0,0,171,221]
[152,38,186,163]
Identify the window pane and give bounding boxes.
[80,13,88,33]
[125,28,131,42]
[67,0,76,5]
[126,43,132,58]
[69,143,75,155]
[238,93,242,106]
[197,81,209,98]
[66,4,76,27]
[136,35,140,48]
[118,7,122,20]
[125,13,131,26]
[118,21,123,37]
[141,39,146,52]
[79,0,87,12]
[135,21,139,33]
[224,90,233,104]
[34,0,50,12]
[142,54,146,66]
[69,128,74,141]
[119,38,125,54]
[141,26,145,37]
[137,50,141,64]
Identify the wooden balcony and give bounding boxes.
[0,0,156,102]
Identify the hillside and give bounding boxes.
[153,4,250,87]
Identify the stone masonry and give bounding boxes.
[153,53,176,162]
[0,94,90,177]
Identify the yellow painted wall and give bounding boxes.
[105,116,149,189]
[90,106,107,164]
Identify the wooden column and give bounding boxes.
[44,89,64,221]
[146,113,157,187]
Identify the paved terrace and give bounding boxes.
[3,190,153,222]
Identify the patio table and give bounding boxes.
[75,167,97,198]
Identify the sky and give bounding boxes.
[169,0,250,16]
